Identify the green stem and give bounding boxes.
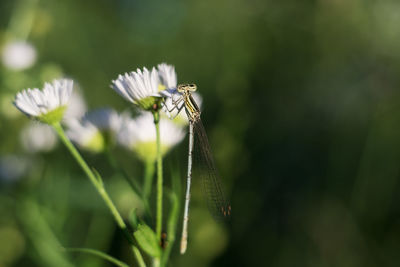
[142,159,155,222]
[132,246,146,267]
[143,160,155,201]
[52,122,146,266]
[153,112,163,241]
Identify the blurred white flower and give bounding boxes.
[65,108,121,152]
[111,67,161,110]
[14,79,73,124]
[83,108,121,133]
[64,89,87,120]
[0,155,30,181]
[157,63,177,89]
[65,119,104,153]
[20,123,57,153]
[118,113,185,162]
[1,41,37,71]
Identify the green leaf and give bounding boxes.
[133,224,161,257]
[63,247,130,267]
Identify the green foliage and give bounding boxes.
[133,224,161,258]
[63,248,130,267]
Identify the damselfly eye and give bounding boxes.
[188,84,197,91]
[177,84,186,92]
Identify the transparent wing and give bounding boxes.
[192,119,231,221]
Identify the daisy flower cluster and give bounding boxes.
[13,63,195,161]
[12,62,204,265]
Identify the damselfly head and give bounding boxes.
[178,83,197,93]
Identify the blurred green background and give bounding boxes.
[2,0,400,266]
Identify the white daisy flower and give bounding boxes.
[2,41,37,71]
[20,123,58,153]
[65,119,104,153]
[157,63,177,90]
[14,79,73,124]
[111,67,161,110]
[117,113,185,162]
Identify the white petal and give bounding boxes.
[157,63,177,89]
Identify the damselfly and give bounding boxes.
[162,83,231,254]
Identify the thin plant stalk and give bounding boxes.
[143,160,155,202]
[132,246,146,267]
[142,159,155,221]
[152,111,163,267]
[153,111,163,241]
[52,122,146,267]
